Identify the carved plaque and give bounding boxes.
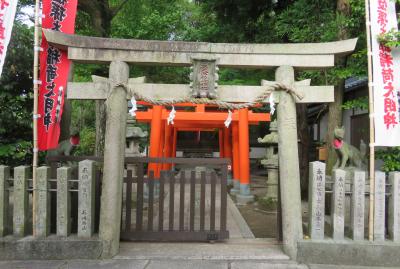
[190,58,219,99]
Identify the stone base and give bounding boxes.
[297,240,400,267]
[236,194,255,205]
[0,235,102,260]
[230,180,240,195]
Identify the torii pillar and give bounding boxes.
[276,66,303,260]
[99,61,129,258]
[236,108,254,204]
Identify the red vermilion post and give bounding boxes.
[237,108,253,203]
[232,122,240,192]
[219,129,224,158]
[163,123,173,170]
[148,105,163,177]
[156,120,166,177]
[223,127,232,160]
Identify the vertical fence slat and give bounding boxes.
[179,172,185,231]
[13,166,29,237]
[200,171,206,231]
[351,170,365,241]
[374,171,386,241]
[389,172,400,242]
[331,169,346,240]
[57,167,72,237]
[148,171,155,231]
[190,171,196,232]
[158,171,165,232]
[35,167,51,237]
[78,160,96,237]
[210,172,216,231]
[136,164,144,232]
[168,172,175,231]
[308,161,325,240]
[220,165,228,232]
[125,170,133,233]
[0,166,10,237]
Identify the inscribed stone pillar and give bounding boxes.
[13,166,29,237]
[57,167,71,237]
[308,161,326,240]
[276,66,303,259]
[35,167,51,237]
[389,172,400,242]
[0,166,10,236]
[331,169,346,240]
[351,170,365,241]
[78,160,95,237]
[374,171,386,241]
[99,61,129,257]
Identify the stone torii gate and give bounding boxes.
[43,29,356,259]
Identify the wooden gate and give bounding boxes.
[120,157,229,242]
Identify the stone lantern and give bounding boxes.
[257,120,279,204]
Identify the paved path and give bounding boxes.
[0,239,395,268]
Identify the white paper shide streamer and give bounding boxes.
[168,106,176,125]
[0,0,18,77]
[224,110,232,128]
[129,96,138,117]
[269,93,275,116]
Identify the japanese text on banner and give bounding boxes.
[38,0,77,150]
[370,0,400,146]
[0,0,18,77]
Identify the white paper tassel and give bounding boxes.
[224,110,233,128]
[269,93,276,116]
[129,96,138,117]
[168,106,176,125]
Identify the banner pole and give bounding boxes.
[365,0,375,242]
[32,0,41,237]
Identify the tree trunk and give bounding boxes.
[326,0,351,174]
[78,0,115,156]
[297,103,310,197]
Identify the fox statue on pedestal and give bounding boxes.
[333,126,367,170]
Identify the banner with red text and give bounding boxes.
[370,0,400,146]
[38,0,77,150]
[0,0,18,77]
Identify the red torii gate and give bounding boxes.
[135,103,270,192]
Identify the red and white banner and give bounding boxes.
[0,0,18,77]
[38,0,77,150]
[370,0,400,146]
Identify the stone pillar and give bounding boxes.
[331,169,345,240]
[57,167,71,237]
[231,123,240,194]
[374,171,386,241]
[237,108,254,204]
[78,160,96,237]
[276,66,303,259]
[13,166,29,237]
[99,61,129,257]
[0,166,10,236]
[35,167,51,237]
[351,170,365,241]
[389,172,400,242]
[308,161,325,240]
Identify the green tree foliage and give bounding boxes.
[0,21,33,166]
